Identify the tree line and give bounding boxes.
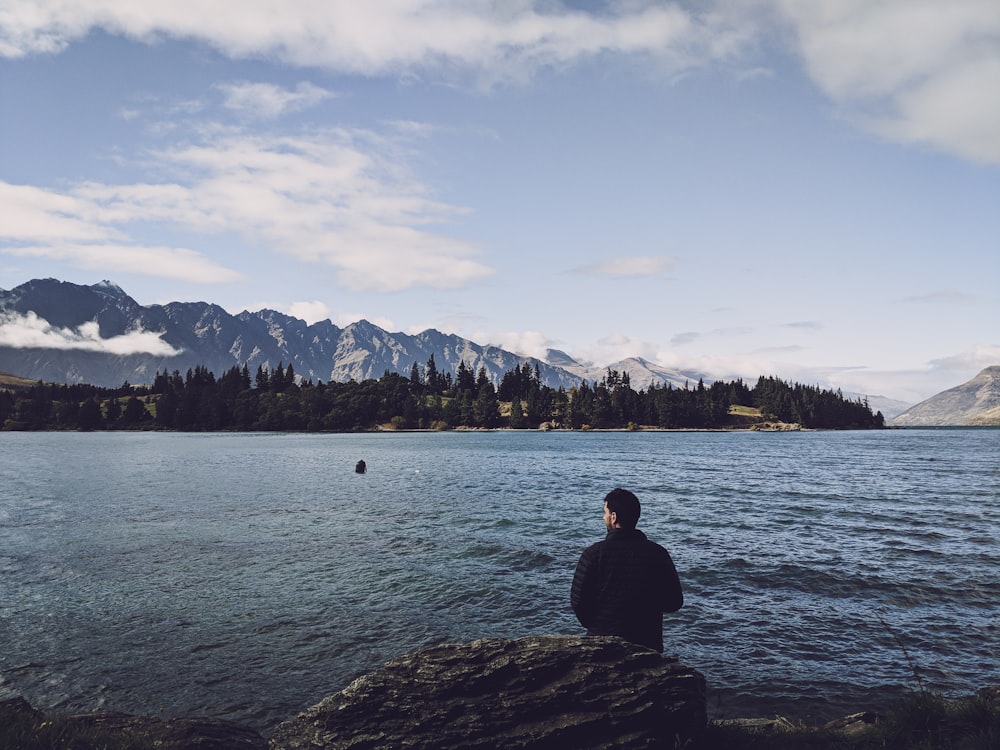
[0,356,885,432]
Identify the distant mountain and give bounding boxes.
[890,366,1000,426]
[0,279,932,413]
[546,346,913,418]
[846,392,912,421]
[0,279,593,390]
[543,349,709,391]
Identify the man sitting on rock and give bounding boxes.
[570,488,684,653]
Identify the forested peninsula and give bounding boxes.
[0,357,884,432]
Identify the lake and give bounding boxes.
[1,428,997,732]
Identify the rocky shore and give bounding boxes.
[3,636,996,749]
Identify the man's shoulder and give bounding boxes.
[581,529,669,553]
[624,532,673,559]
[580,539,606,556]
[641,536,669,551]
[605,528,651,545]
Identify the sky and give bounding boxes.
[1,1,998,405]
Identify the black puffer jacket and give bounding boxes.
[570,527,683,652]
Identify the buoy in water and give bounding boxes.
[355,460,367,474]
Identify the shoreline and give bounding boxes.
[4,684,998,748]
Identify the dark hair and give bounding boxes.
[604,488,640,529]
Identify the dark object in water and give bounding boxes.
[355,460,367,474]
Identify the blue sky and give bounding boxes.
[1,1,997,404]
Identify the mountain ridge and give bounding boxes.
[3,278,985,423]
[0,278,701,394]
[890,366,1000,426]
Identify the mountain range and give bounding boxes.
[0,278,709,395]
[5,278,996,425]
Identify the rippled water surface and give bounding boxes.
[1,429,997,731]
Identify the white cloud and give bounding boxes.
[578,255,677,277]
[0,311,182,355]
[0,182,118,243]
[872,57,1000,164]
[775,0,1000,164]
[576,332,660,364]
[135,128,491,292]
[287,300,332,325]
[0,181,244,283]
[4,1,994,165]
[0,122,494,292]
[927,345,1000,375]
[478,330,557,360]
[0,1,751,83]
[216,81,335,119]
[6,242,244,283]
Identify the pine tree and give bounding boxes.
[77,397,103,431]
[121,396,150,425]
[255,365,270,390]
[104,397,122,426]
[509,397,525,428]
[456,361,476,393]
[426,354,440,394]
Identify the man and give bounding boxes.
[570,488,684,653]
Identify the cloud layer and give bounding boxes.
[0,1,746,79]
[0,123,492,291]
[1,1,996,299]
[778,0,1000,164]
[0,311,182,355]
[1,1,996,163]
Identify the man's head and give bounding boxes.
[603,488,640,530]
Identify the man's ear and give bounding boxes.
[609,511,618,527]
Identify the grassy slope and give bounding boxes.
[0,371,40,390]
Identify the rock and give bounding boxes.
[823,711,880,736]
[711,712,881,741]
[0,697,267,750]
[0,695,44,724]
[63,711,268,749]
[978,685,1000,703]
[270,635,707,750]
[712,716,798,732]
